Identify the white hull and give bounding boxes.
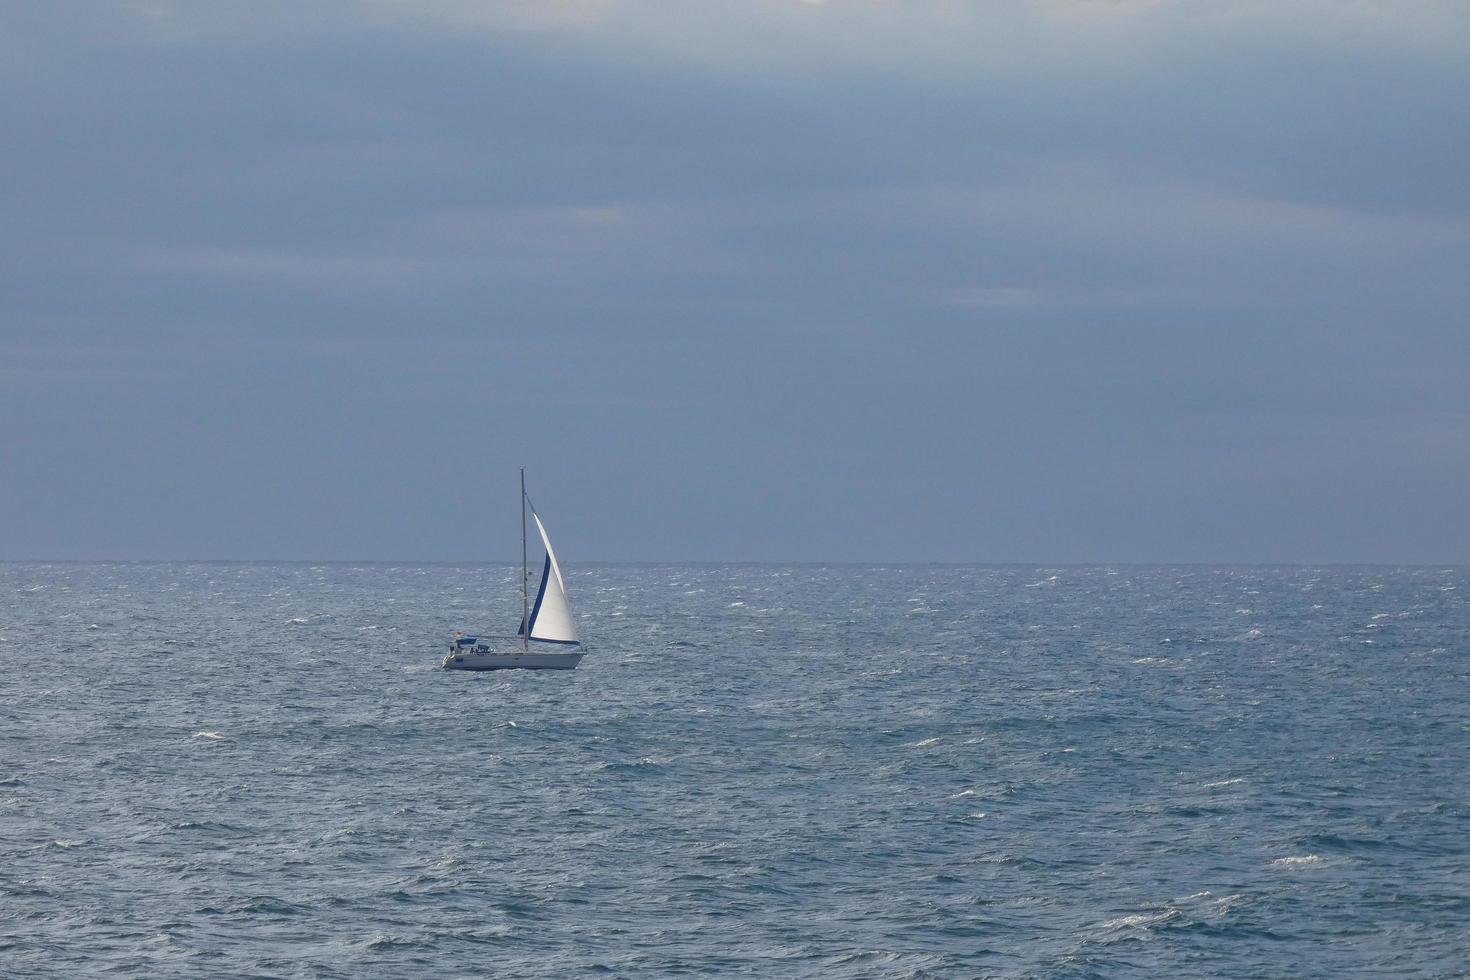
[443,648,583,671]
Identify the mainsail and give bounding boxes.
[518,509,579,645]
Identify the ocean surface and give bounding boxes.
[2,563,1467,978]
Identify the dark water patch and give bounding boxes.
[363,933,428,951]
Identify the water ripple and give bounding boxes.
[2,562,1468,977]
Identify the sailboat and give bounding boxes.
[442,469,585,671]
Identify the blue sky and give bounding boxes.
[2,1,1468,561]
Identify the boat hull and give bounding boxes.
[442,648,583,671]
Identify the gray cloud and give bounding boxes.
[2,0,1467,560]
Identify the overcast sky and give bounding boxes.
[2,1,1468,562]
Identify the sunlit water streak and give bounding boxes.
[2,563,1467,977]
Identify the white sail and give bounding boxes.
[524,509,579,644]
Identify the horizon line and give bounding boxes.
[1,558,1465,568]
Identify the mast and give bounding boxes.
[521,466,529,651]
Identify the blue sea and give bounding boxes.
[2,563,1467,978]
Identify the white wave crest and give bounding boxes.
[1271,854,1324,867]
[1101,909,1178,930]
